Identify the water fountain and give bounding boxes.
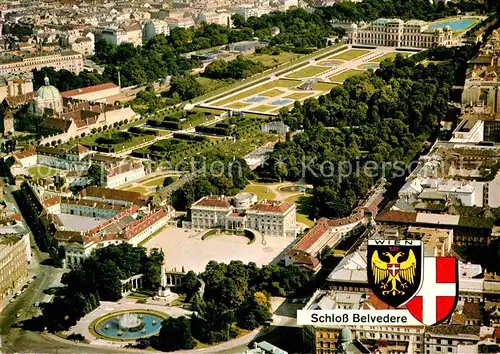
[117,313,145,332]
[94,311,166,340]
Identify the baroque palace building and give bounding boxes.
[347,19,453,48]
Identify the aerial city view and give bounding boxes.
[0,0,499,353]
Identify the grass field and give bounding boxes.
[191,107,227,115]
[27,166,60,179]
[285,92,312,100]
[333,49,370,60]
[372,52,408,62]
[226,102,251,109]
[123,186,150,194]
[329,69,365,82]
[195,77,236,92]
[313,82,338,91]
[285,194,314,227]
[248,52,301,67]
[243,184,277,200]
[286,66,330,79]
[252,105,275,112]
[262,89,285,97]
[214,79,302,106]
[318,59,344,66]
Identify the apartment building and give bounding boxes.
[0,233,30,310]
[71,37,94,57]
[0,74,33,101]
[0,50,84,75]
[166,17,195,29]
[142,20,170,40]
[100,23,142,47]
[347,18,453,48]
[424,325,480,354]
[302,290,425,354]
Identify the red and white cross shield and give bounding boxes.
[406,257,458,326]
[387,263,400,276]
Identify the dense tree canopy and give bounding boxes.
[32,67,108,91]
[203,56,266,80]
[170,152,254,211]
[264,46,476,219]
[42,244,163,332]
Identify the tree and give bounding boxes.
[236,292,272,330]
[163,176,176,187]
[168,75,204,100]
[156,317,196,351]
[182,271,201,301]
[87,164,106,187]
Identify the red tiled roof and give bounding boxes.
[288,249,321,272]
[70,144,89,154]
[60,83,117,98]
[14,148,36,160]
[248,200,294,213]
[106,162,144,178]
[293,218,330,252]
[88,205,140,235]
[5,92,35,107]
[193,196,231,208]
[40,118,73,132]
[124,208,166,239]
[375,210,418,224]
[80,186,147,204]
[42,195,61,207]
[327,210,365,227]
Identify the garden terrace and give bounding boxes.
[146,110,216,131]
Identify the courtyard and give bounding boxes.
[143,228,295,273]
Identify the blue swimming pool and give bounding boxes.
[271,99,293,106]
[429,19,474,32]
[246,96,266,103]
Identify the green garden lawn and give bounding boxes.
[252,105,275,112]
[372,52,407,62]
[286,66,330,79]
[262,89,285,97]
[248,52,301,67]
[242,184,277,200]
[124,186,149,194]
[284,92,312,100]
[312,82,338,92]
[333,49,370,60]
[329,69,364,83]
[226,102,251,109]
[285,194,315,227]
[27,166,60,179]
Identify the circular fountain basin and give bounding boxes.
[94,311,166,341]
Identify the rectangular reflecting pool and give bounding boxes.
[429,18,474,31]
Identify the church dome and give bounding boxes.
[338,327,353,343]
[36,77,61,101]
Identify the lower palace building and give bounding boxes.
[189,193,298,237]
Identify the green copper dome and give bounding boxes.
[36,76,61,101]
[339,327,353,343]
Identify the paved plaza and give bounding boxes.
[143,228,295,273]
[67,300,192,346]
